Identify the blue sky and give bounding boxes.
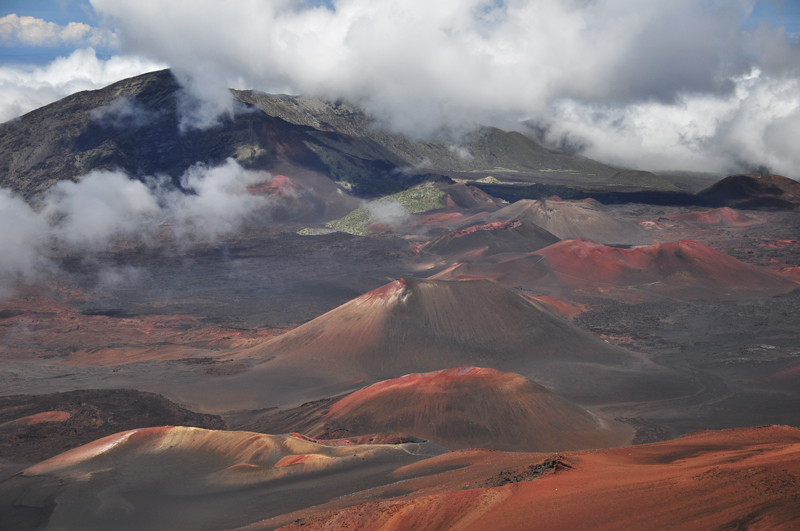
[1,0,113,64]
[2,0,96,25]
[745,1,800,43]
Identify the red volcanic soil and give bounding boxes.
[431,250,552,286]
[419,219,559,261]
[698,173,800,210]
[233,278,656,403]
[0,389,224,463]
[289,432,426,447]
[664,206,762,226]
[528,296,585,319]
[273,425,800,531]
[535,239,799,301]
[1,411,72,427]
[261,367,630,452]
[0,295,280,365]
[769,363,800,383]
[247,174,296,197]
[758,239,800,250]
[780,266,800,280]
[223,278,697,409]
[457,198,647,245]
[0,426,446,531]
[438,239,799,301]
[412,211,466,227]
[438,182,503,209]
[366,221,391,233]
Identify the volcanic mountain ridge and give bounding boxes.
[0,69,619,200]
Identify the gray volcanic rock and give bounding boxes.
[0,70,412,198]
[1,69,619,200]
[0,427,445,531]
[0,389,225,463]
[237,90,619,176]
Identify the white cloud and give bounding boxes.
[165,158,276,241]
[97,265,144,290]
[448,145,474,161]
[0,2,797,175]
[88,0,758,126]
[90,95,162,128]
[538,69,800,175]
[0,14,117,48]
[43,170,161,249]
[0,190,51,293]
[85,0,800,174]
[366,199,407,224]
[0,48,165,123]
[0,159,278,295]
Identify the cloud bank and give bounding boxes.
[0,48,165,123]
[86,0,800,175]
[0,14,118,48]
[0,159,278,295]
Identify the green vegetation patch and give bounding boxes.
[327,207,375,235]
[233,144,266,162]
[452,175,522,185]
[327,184,446,235]
[297,227,337,236]
[387,185,447,213]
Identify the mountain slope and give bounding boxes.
[240,277,636,376]
[0,70,414,198]
[0,426,445,531]
[0,389,224,463]
[0,69,621,199]
[697,174,800,210]
[272,426,800,531]
[235,91,619,176]
[218,278,694,407]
